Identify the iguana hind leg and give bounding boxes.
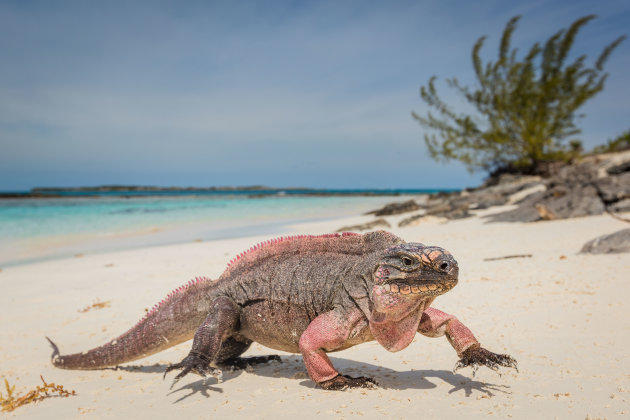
[164,295,240,388]
[216,337,281,370]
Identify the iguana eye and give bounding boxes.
[402,257,413,266]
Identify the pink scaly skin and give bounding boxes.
[47,231,517,391]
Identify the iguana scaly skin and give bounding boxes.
[47,231,517,390]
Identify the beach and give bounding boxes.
[1,204,629,419]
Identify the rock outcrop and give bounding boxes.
[364,150,630,226]
[367,200,421,216]
[487,151,630,223]
[581,228,630,254]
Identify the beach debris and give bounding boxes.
[336,218,391,232]
[78,299,111,313]
[1,376,76,412]
[483,254,532,261]
[580,228,630,254]
[366,200,420,216]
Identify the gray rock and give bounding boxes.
[367,200,420,216]
[336,218,391,232]
[467,191,507,209]
[580,228,630,254]
[607,198,630,213]
[425,199,470,220]
[594,172,630,203]
[607,160,630,175]
[485,192,545,223]
[534,184,605,219]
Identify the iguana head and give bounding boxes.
[370,242,458,323]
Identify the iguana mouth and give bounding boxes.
[382,282,453,295]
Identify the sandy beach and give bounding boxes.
[1,206,629,419]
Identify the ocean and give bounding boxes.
[0,189,438,267]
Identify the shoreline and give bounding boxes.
[0,194,423,268]
[1,207,629,418]
[0,187,457,199]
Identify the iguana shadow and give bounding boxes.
[161,354,509,403]
[105,363,167,374]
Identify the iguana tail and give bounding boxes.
[47,276,215,370]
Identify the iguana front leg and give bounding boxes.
[164,296,240,388]
[299,309,376,390]
[418,307,517,374]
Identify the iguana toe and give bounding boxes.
[318,374,378,391]
[454,345,518,376]
[164,352,223,389]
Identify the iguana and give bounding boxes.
[47,231,517,390]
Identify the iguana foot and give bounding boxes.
[220,355,282,370]
[454,345,518,376]
[164,351,223,389]
[318,374,378,391]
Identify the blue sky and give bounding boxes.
[1,0,628,190]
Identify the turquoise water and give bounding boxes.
[0,193,423,267]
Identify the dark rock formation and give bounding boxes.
[607,198,630,213]
[594,172,630,204]
[580,228,630,254]
[366,151,630,225]
[367,200,420,216]
[487,151,630,223]
[487,192,545,223]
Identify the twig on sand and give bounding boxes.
[484,254,532,261]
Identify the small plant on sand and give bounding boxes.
[1,376,76,412]
[413,15,625,175]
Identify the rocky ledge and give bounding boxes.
[366,150,630,225]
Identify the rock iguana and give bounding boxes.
[47,231,517,390]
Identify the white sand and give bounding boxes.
[1,208,629,419]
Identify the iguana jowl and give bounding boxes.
[47,231,517,390]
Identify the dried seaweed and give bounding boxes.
[0,376,76,412]
[78,299,111,312]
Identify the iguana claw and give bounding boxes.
[164,352,223,389]
[454,345,518,376]
[318,374,378,391]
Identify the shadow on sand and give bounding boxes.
[113,355,514,403]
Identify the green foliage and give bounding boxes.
[592,129,630,154]
[413,15,626,174]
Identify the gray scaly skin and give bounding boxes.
[47,231,517,390]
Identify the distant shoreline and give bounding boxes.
[0,186,457,199]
